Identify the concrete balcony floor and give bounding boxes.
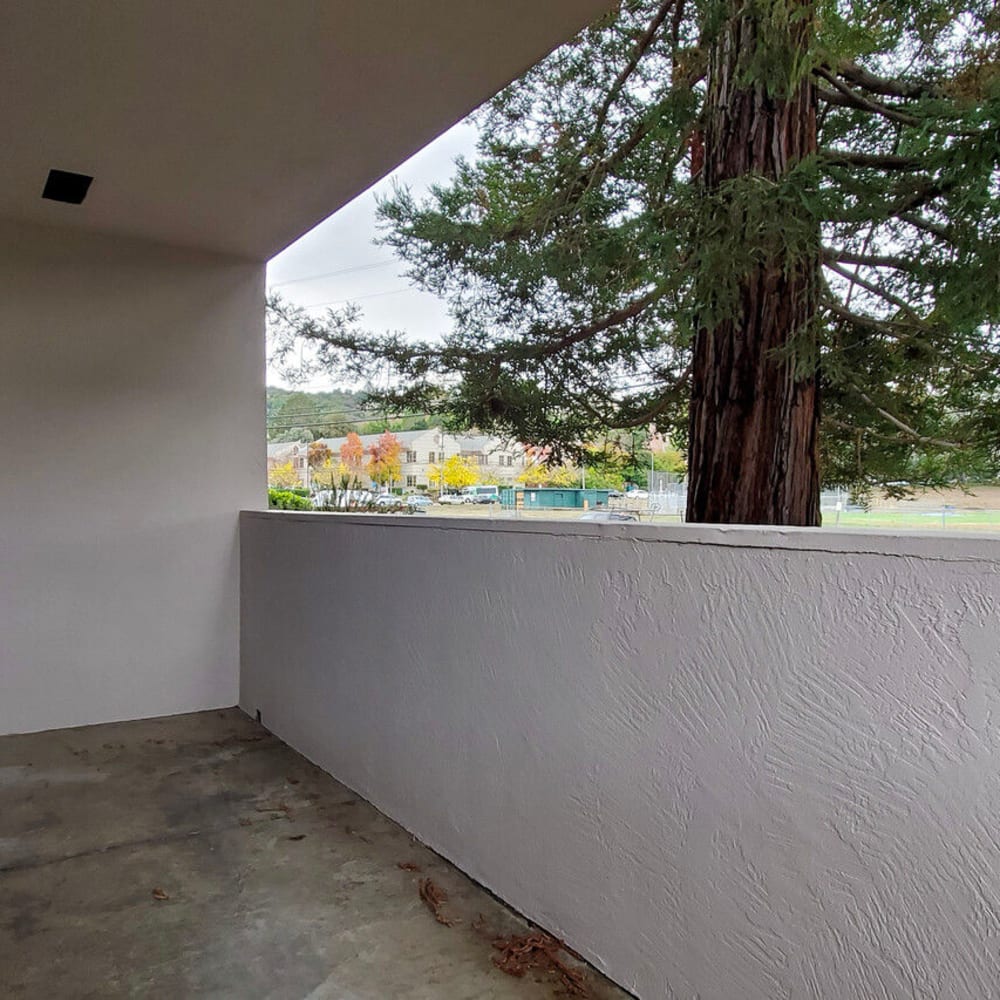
[0,709,627,1000]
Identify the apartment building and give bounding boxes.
[270,428,529,489]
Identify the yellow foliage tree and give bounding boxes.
[516,462,578,487]
[311,457,344,491]
[653,446,687,476]
[268,461,300,488]
[477,468,502,486]
[429,454,480,492]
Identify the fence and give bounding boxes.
[634,481,1000,531]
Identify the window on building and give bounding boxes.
[406,475,417,487]
[406,450,417,463]
[428,451,436,464]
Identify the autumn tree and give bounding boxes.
[307,441,332,469]
[339,432,365,477]
[268,0,1000,524]
[367,431,403,486]
[268,461,300,489]
[653,446,686,476]
[477,468,503,487]
[430,454,481,491]
[308,444,340,491]
[517,463,579,487]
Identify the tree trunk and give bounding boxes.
[686,3,821,525]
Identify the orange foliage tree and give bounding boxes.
[307,441,332,468]
[339,432,365,478]
[367,431,402,487]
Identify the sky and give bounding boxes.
[265,120,479,390]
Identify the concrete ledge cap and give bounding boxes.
[240,509,1000,563]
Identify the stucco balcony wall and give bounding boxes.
[240,511,1000,999]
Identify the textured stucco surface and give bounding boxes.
[240,513,1000,999]
[0,220,264,734]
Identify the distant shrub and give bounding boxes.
[268,489,313,511]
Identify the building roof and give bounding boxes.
[266,441,301,457]
[456,434,500,453]
[315,429,434,452]
[311,428,523,457]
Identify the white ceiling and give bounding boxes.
[0,0,609,260]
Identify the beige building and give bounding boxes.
[269,428,530,490]
[266,441,308,481]
[311,427,529,490]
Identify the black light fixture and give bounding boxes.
[41,169,93,205]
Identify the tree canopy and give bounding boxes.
[268,0,1000,505]
[366,431,403,486]
[430,454,481,490]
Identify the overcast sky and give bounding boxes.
[265,120,478,390]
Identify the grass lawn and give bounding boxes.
[825,508,1000,531]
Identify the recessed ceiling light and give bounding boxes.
[42,169,93,205]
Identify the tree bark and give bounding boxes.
[686,2,821,525]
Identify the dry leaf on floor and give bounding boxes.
[397,861,422,872]
[491,932,589,997]
[255,801,291,815]
[418,878,457,926]
[151,887,169,901]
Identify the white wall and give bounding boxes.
[0,219,264,734]
[241,513,1000,1000]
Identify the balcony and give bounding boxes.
[3,511,1000,998]
[1,707,625,999]
[239,511,1000,999]
[3,2,999,997]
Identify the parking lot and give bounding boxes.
[309,486,1000,532]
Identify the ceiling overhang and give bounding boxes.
[0,0,611,259]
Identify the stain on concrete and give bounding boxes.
[0,709,628,1000]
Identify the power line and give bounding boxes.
[265,378,676,430]
[266,407,438,434]
[298,287,414,310]
[265,402,399,423]
[268,260,397,288]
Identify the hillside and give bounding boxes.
[266,387,436,441]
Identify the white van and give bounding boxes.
[461,485,500,503]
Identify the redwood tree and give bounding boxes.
[688,0,821,522]
[269,0,1000,524]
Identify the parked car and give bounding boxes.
[607,489,625,498]
[406,495,433,508]
[579,510,639,522]
[374,494,401,508]
[625,488,649,500]
[471,494,500,504]
[437,493,467,505]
